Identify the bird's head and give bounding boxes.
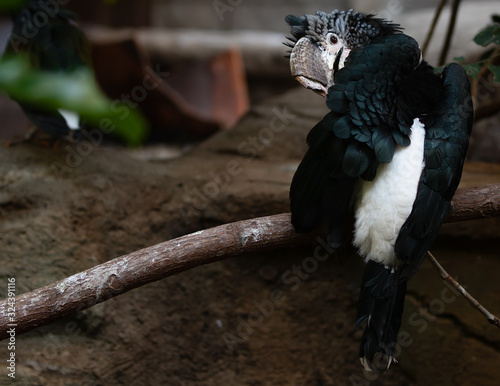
[285,10,402,97]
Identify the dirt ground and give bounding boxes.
[1,87,500,385]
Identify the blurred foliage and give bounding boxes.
[437,14,500,83]
[0,56,148,146]
[473,15,500,82]
[474,19,500,46]
[0,0,147,146]
[0,0,28,12]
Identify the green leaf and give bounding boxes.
[0,0,28,12]
[488,64,500,83]
[461,63,482,79]
[0,56,148,146]
[474,24,500,47]
[453,56,466,63]
[434,66,445,75]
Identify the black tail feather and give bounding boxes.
[356,261,407,372]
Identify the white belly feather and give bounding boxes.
[353,118,426,266]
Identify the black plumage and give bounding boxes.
[5,1,91,139]
[289,112,358,246]
[395,63,473,279]
[286,10,473,371]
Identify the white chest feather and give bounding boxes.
[353,118,426,266]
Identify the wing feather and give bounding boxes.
[326,34,421,164]
[396,63,473,278]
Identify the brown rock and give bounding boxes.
[1,87,500,385]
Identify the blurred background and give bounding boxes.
[1,2,500,385]
[0,0,498,149]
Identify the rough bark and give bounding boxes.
[1,184,500,340]
[447,184,500,222]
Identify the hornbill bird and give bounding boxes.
[284,10,473,371]
[5,0,91,140]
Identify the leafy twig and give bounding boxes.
[471,46,500,100]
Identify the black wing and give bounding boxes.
[395,63,473,278]
[290,34,423,244]
[327,34,421,169]
[290,112,359,245]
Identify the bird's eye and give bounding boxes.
[329,34,338,44]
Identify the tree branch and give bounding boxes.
[1,184,500,340]
[438,0,462,66]
[422,0,448,58]
[471,46,500,118]
[474,93,500,122]
[446,184,500,222]
[426,251,500,327]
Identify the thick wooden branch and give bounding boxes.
[447,184,500,222]
[1,184,500,340]
[0,214,314,340]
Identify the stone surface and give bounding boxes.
[1,87,500,385]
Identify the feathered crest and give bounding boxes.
[284,9,402,52]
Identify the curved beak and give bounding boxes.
[290,38,330,97]
[290,37,349,97]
